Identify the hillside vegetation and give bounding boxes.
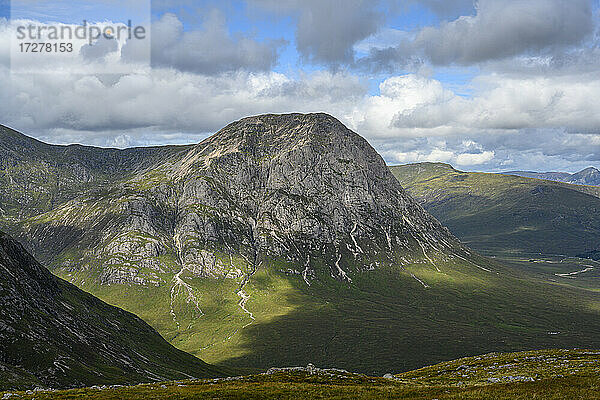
[3,349,599,399]
[3,119,600,376]
[0,231,225,391]
[390,162,600,260]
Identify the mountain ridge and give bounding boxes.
[503,167,600,186]
[3,115,600,375]
[391,162,600,261]
[0,229,225,391]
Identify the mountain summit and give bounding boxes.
[3,114,600,375]
[12,113,463,286]
[163,113,462,282]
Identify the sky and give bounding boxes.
[1,0,599,172]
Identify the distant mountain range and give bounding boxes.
[503,167,600,186]
[3,115,600,379]
[391,162,600,259]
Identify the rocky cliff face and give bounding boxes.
[0,230,223,390]
[9,114,463,288]
[169,114,461,281]
[1,114,502,373]
[0,124,188,223]
[570,167,600,186]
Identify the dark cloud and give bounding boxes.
[123,11,284,75]
[249,0,383,65]
[403,0,476,19]
[294,0,382,65]
[482,24,600,76]
[361,0,594,70]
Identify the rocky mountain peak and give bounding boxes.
[178,113,374,177]
[0,116,496,376]
[580,167,599,173]
[8,113,463,288]
[142,113,460,283]
[502,166,600,186]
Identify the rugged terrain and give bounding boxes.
[504,167,600,186]
[0,230,224,391]
[3,349,599,399]
[3,115,600,375]
[391,163,600,261]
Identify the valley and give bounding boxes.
[0,230,225,391]
[390,162,600,288]
[2,116,600,380]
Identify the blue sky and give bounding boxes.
[6,0,478,95]
[1,0,599,173]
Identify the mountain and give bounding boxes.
[0,124,190,224]
[3,115,600,376]
[0,230,224,391]
[504,167,600,186]
[390,162,600,260]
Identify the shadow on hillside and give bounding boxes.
[214,267,600,375]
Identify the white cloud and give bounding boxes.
[140,12,284,74]
[388,74,600,134]
[0,11,599,172]
[388,148,494,167]
[1,65,598,171]
[456,151,495,166]
[391,149,455,164]
[361,0,594,71]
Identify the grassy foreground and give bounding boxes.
[3,349,599,399]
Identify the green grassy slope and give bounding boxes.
[0,124,189,224]
[390,163,600,259]
[3,121,600,380]
[0,231,226,391]
[398,348,600,385]
[55,252,600,377]
[4,349,600,400]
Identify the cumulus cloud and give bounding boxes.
[294,0,382,65]
[2,63,598,171]
[362,0,594,69]
[1,9,599,172]
[1,12,283,75]
[388,74,600,133]
[0,64,367,141]
[249,0,383,65]
[1,18,149,74]
[389,148,494,167]
[123,12,284,74]
[80,36,119,62]
[456,151,495,165]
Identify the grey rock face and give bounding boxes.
[3,114,463,287]
[570,167,600,186]
[168,113,459,281]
